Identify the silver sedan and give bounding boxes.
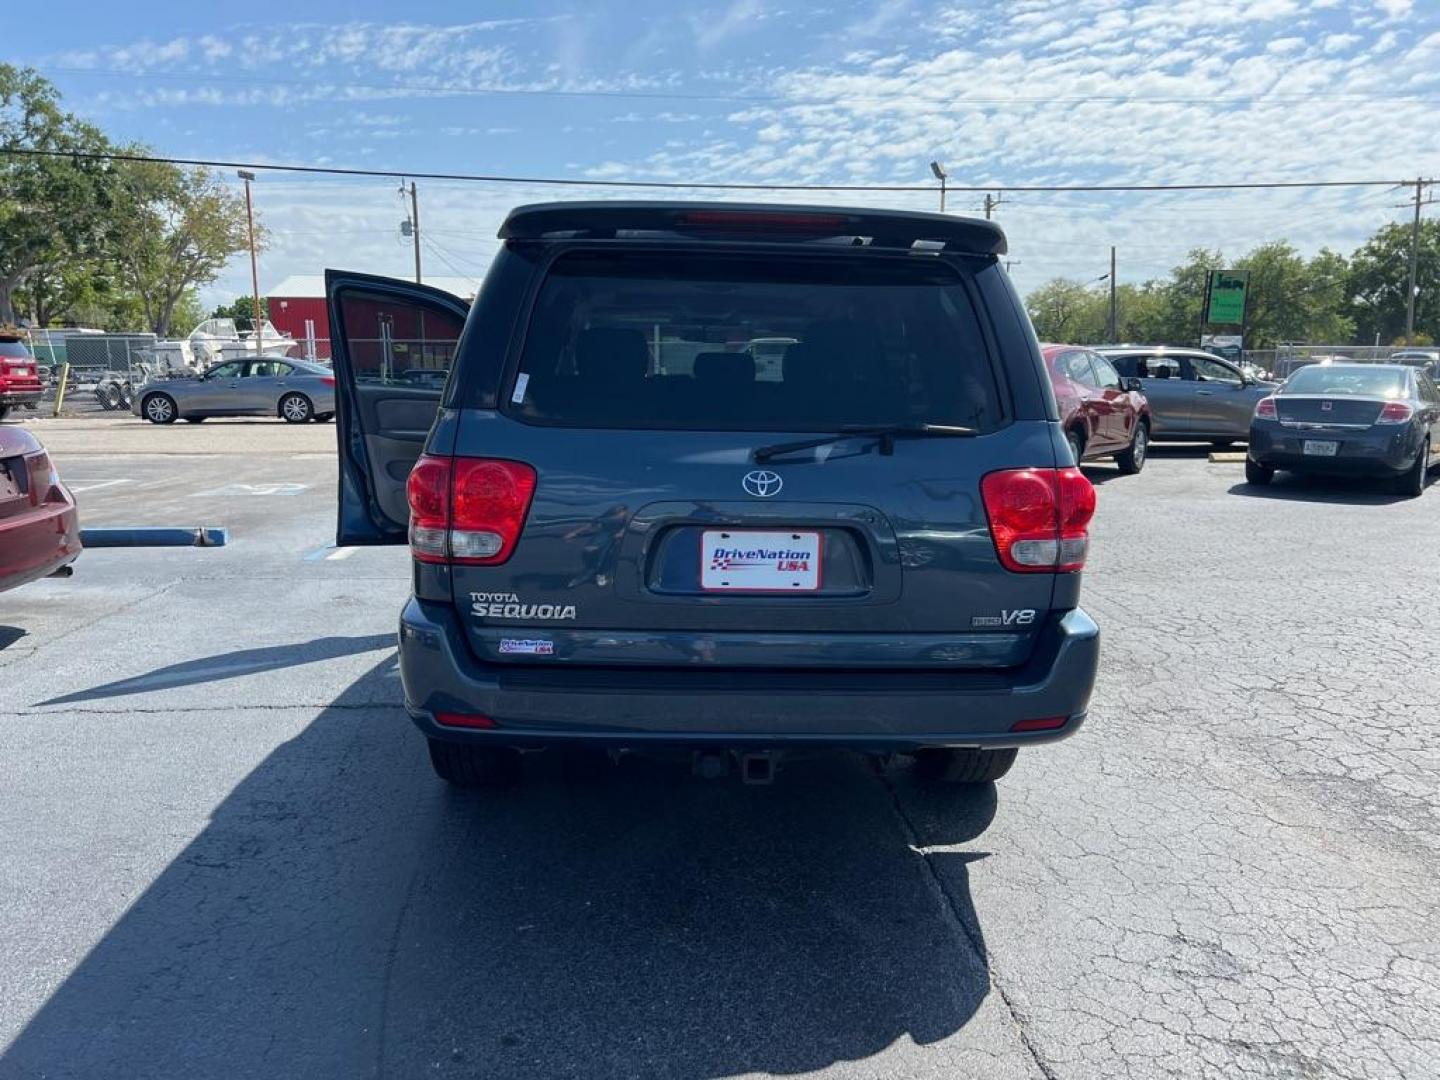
[134,357,336,424]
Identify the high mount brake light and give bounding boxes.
[1254,397,1278,419]
[980,468,1096,573]
[676,210,850,231]
[406,455,536,566]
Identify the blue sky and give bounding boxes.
[9,0,1440,308]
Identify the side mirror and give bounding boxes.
[1122,377,1144,393]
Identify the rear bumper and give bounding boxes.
[1249,424,1418,475]
[0,388,43,408]
[398,598,1099,750]
[0,499,81,593]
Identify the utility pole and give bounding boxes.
[409,181,422,284]
[983,193,1004,220]
[237,170,262,353]
[1405,177,1430,346]
[1108,246,1118,343]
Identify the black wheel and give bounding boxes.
[1245,459,1274,486]
[1116,421,1148,475]
[313,412,334,423]
[913,747,1018,784]
[427,739,522,787]
[1211,439,1234,450]
[1394,440,1428,498]
[0,405,9,421]
[183,416,207,424]
[279,392,313,424]
[1065,429,1084,466]
[142,393,178,424]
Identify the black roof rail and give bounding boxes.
[497,200,1006,255]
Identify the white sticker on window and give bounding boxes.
[511,372,530,404]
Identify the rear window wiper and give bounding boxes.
[753,423,978,463]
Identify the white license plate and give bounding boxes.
[11,367,30,377]
[701,529,822,592]
[1303,440,1339,456]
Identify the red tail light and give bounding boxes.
[1254,397,1277,419]
[1376,401,1413,424]
[320,375,336,387]
[406,454,536,565]
[981,467,1096,573]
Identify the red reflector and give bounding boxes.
[1011,716,1068,732]
[320,375,336,387]
[435,711,497,729]
[676,210,849,230]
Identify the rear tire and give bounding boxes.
[1245,459,1274,486]
[1115,422,1148,475]
[913,747,1018,784]
[427,739,522,787]
[142,393,177,424]
[1065,429,1085,466]
[313,412,334,423]
[279,392,313,423]
[0,405,9,421]
[1394,440,1428,498]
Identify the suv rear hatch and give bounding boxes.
[443,241,1070,670]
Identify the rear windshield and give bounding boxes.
[1283,367,1407,398]
[0,341,33,359]
[507,250,1003,432]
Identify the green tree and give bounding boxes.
[1346,219,1440,345]
[209,294,268,331]
[1025,278,1108,343]
[109,157,257,336]
[0,64,120,324]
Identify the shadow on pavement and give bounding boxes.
[1227,473,1422,506]
[35,634,395,706]
[3,659,1001,1079]
[0,626,26,651]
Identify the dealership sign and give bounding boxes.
[1204,270,1249,326]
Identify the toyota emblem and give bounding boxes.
[742,470,783,497]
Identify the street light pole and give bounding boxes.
[409,181,422,284]
[1406,177,1425,346]
[1108,246,1118,342]
[930,161,948,212]
[237,170,262,354]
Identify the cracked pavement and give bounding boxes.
[0,437,1436,1078]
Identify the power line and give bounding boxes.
[1,147,1423,194]
[49,66,1440,109]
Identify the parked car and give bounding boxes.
[1391,349,1440,377]
[1099,346,1276,446]
[0,332,45,421]
[326,201,1101,789]
[1247,363,1440,496]
[1042,345,1150,473]
[133,356,336,424]
[0,425,81,593]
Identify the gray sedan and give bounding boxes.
[134,357,336,424]
[1099,347,1276,446]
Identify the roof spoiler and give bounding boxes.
[497,201,1007,255]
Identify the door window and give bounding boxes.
[247,360,292,377]
[1057,351,1097,385]
[1089,353,1123,390]
[338,292,465,385]
[1418,373,1440,404]
[1192,356,1242,385]
[205,360,246,379]
[1135,354,1181,379]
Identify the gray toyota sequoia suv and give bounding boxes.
[327,202,1100,788]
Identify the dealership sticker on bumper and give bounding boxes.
[498,638,554,656]
[1303,440,1339,456]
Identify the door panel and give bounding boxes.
[1055,350,1108,450]
[327,270,469,545]
[1086,352,1131,449]
[1189,355,1255,436]
[1128,354,1196,435]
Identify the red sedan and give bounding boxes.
[0,425,81,593]
[0,332,45,421]
[1042,344,1151,474]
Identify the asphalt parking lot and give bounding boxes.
[1,423,1437,1080]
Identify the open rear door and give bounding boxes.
[326,270,470,545]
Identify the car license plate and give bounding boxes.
[11,367,29,377]
[1303,440,1339,456]
[701,529,821,592]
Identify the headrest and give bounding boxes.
[694,351,756,385]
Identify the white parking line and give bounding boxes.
[304,545,360,561]
[326,547,359,561]
[64,479,134,494]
